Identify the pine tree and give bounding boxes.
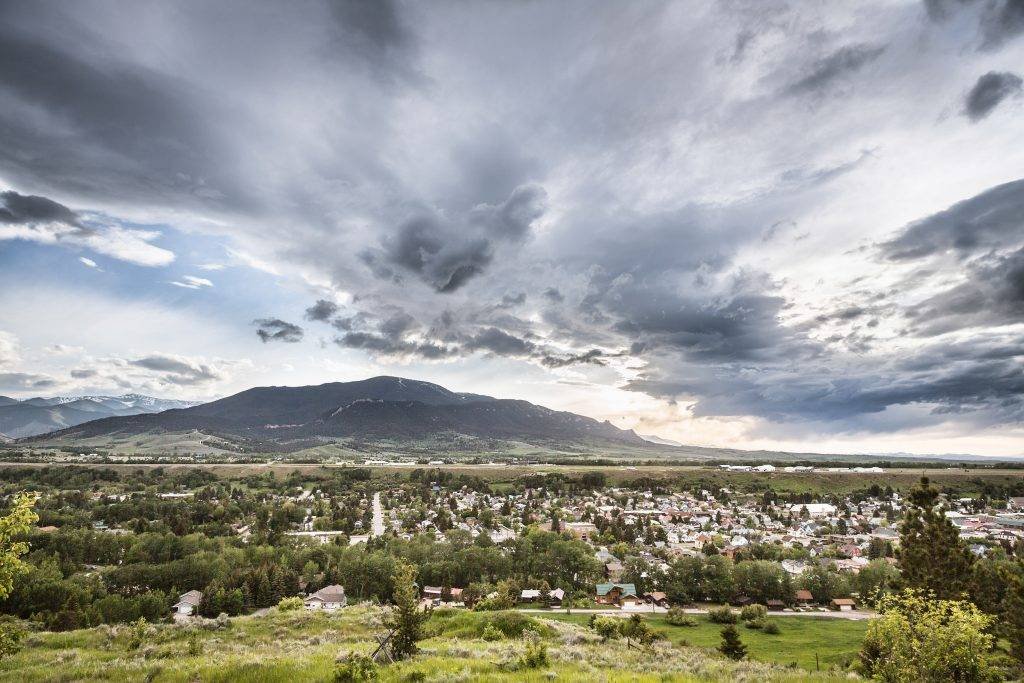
[718,624,747,660]
[898,477,974,598]
[385,561,430,660]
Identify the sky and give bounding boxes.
[1,0,1024,457]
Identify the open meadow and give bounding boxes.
[0,607,861,682]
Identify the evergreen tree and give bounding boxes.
[718,625,747,660]
[385,562,430,660]
[898,477,973,598]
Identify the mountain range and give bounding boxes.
[31,376,648,451]
[0,394,200,439]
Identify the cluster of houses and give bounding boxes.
[163,477,1024,621]
[172,584,349,620]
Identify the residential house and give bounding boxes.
[173,590,202,617]
[304,585,347,610]
[595,583,637,606]
[831,598,856,612]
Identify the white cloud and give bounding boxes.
[197,263,226,271]
[170,275,214,289]
[0,216,174,267]
[80,224,175,267]
[78,256,98,268]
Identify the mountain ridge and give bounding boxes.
[0,394,199,439]
[31,376,647,450]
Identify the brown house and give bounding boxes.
[794,589,814,605]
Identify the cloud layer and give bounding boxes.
[2,0,1024,451]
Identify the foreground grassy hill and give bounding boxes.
[0,607,862,682]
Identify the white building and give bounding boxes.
[789,503,837,517]
[304,585,347,610]
[173,590,202,617]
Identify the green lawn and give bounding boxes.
[543,613,867,671]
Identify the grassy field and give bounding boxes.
[543,613,866,671]
[2,460,1022,496]
[0,607,862,682]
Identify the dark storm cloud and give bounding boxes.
[305,299,340,322]
[0,9,239,208]
[130,354,224,384]
[963,71,1022,120]
[496,293,526,309]
[627,333,1024,425]
[924,0,1024,50]
[0,191,83,228]
[372,184,545,293]
[253,319,304,344]
[541,349,609,368]
[784,44,886,97]
[464,327,535,357]
[542,288,564,303]
[879,178,1024,260]
[906,246,1024,335]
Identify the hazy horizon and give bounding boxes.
[2,1,1024,456]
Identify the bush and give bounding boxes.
[334,653,378,682]
[743,618,764,630]
[187,633,202,656]
[666,607,697,626]
[473,595,514,611]
[740,604,767,622]
[485,611,536,638]
[762,620,780,634]
[0,621,25,662]
[707,607,737,624]
[278,597,304,612]
[858,590,999,682]
[481,624,504,641]
[126,618,147,651]
[517,632,549,669]
[592,616,622,641]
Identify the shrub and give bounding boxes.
[707,607,737,624]
[517,632,549,669]
[473,595,515,611]
[187,633,202,656]
[126,618,147,651]
[762,620,780,634]
[0,622,25,661]
[591,616,621,642]
[621,614,659,645]
[481,624,503,641]
[740,604,767,622]
[858,590,999,682]
[278,597,304,612]
[334,653,378,682]
[485,611,536,638]
[743,618,764,630]
[666,607,697,626]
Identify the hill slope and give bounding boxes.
[35,376,647,451]
[0,394,198,438]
